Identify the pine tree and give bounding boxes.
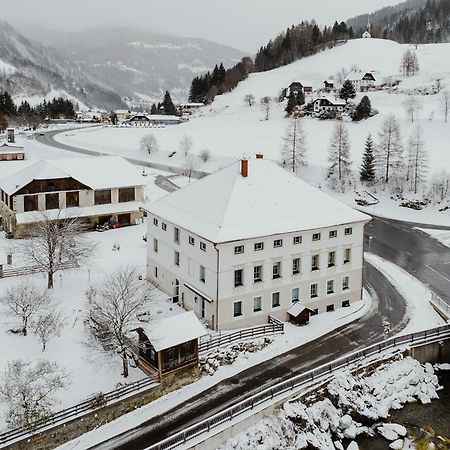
[407,126,428,194]
[339,80,356,103]
[360,134,376,183]
[328,122,352,183]
[150,104,157,115]
[377,114,403,184]
[296,90,305,106]
[352,95,371,121]
[280,117,308,173]
[162,91,176,116]
[285,92,297,115]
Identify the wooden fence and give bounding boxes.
[0,261,78,279]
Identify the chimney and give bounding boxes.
[7,128,15,144]
[241,159,248,177]
[255,154,264,159]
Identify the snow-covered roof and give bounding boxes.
[148,159,370,243]
[144,311,206,352]
[0,156,144,195]
[287,303,311,317]
[346,70,376,81]
[0,142,24,150]
[313,96,346,106]
[115,110,131,114]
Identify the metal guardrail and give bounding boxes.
[0,376,159,447]
[430,293,450,319]
[198,317,284,354]
[0,261,78,279]
[145,324,450,450]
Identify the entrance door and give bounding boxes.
[118,213,131,226]
[172,279,179,303]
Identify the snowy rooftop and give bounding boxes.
[0,155,144,195]
[148,159,370,243]
[0,142,24,150]
[313,96,345,105]
[144,311,206,352]
[346,70,376,81]
[287,302,310,317]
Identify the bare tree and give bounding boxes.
[327,122,352,188]
[140,134,159,154]
[32,309,64,351]
[184,154,198,183]
[244,94,256,107]
[88,266,154,378]
[377,114,403,184]
[403,96,421,122]
[199,148,211,164]
[0,359,70,428]
[179,134,194,157]
[407,126,428,194]
[260,96,272,120]
[440,89,449,123]
[280,117,308,174]
[401,49,419,76]
[335,67,349,86]
[16,210,94,289]
[0,282,52,335]
[429,170,450,203]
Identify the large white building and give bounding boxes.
[146,158,371,331]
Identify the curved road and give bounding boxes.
[35,127,450,449]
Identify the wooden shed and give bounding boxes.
[287,303,312,326]
[135,311,206,378]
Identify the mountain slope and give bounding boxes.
[42,27,246,104]
[0,21,126,110]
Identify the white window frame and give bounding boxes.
[273,239,283,248]
[272,262,281,279]
[174,251,180,266]
[153,238,158,253]
[199,265,206,283]
[310,283,318,298]
[272,292,281,308]
[234,245,244,254]
[253,265,263,283]
[326,279,335,294]
[234,269,243,287]
[233,301,243,318]
[312,232,321,241]
[344,248,351,264]
[253,296,262,313]
[162,222,167,231]
[344,227,353,236]
[254,242,264,251]
[292,257,300,275]
[293,236,302,245]
[342,276,350,291]
[291,287,299,302]
[153,218,158,226]
[200,242,206,252]
[189,236,195,245]
[329,230,337,238]
[311,254,319,271]
[328,251,336,267]
[174,227,180,244]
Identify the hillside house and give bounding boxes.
[282,81,313,98]
[0,143,25,161]
[346,70,376,91]
[127,114,181,126]
[115,110,133,122]
[180,103,204,115]
[312,97,346,114]
[145,158,370,331]
[0,156,144,238]
[323,80,334,91]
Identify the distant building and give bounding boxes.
[180,103,204,115]
[145,158,370,331]
[127,113,181,126]
[115,110,133,122]
[282,81,313,98]
[346,70,376,91]
[76,110,102,123]
[362,18,372,38]
[0,156,144,238]
[323,80,334,91]
[0,143,25,161]
[312,97,346,114]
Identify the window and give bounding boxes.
[254,242,264,251]
[329,230,337,238]
[118,187,135,203]
[310,283,318,298]
[24,194,38,212]
[310,308,318,316]
[273,239,283,248]
[234,245,244,254]
[312,233,321,241]
[328,251,336,267]
[342,300,350,307]
[292,258,300,275]
[189,236,195,245]
[293,236,302,245]
[327,304,335,312]
[272,262,281,279]
[233,301,243,317]
[154,266,158,278]
[153,239,158,253]
[45,193,59,210]
[162,223,167,231]
[253,265,263,283]
[344,248,351,264]
[199,265,206,283]
[342,276,350,291]
[234,269,243,287]
[174,251,180,266]
[66,191,79,208]
[291,287,299,302]
[272,292,280,308]
[200,242,206,252]
[311,254,320,271]
[94,189,111,205]
[253,296,262,312]
[344,227,353,236]
[174,227,180,244]
[327,280,335,294]
[153,218,158,226]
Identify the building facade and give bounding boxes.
[146,159,370,330]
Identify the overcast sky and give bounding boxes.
[6,0,405,52]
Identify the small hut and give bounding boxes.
[287,303,312,326]
[135,311,206,378]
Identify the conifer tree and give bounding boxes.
[162,91,176,115]
[352,95,371,121]
[296,90,305,106]
[360,134,376,183]
[285,92,297,115]
[339,80,356,103]
[328,122,352,183]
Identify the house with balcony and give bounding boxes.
[0,155,144,238]
[145,157,370,331]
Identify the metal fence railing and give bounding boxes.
[0,376,159,448]
[145,324,450,450]
[198,316,284,354]
[430,293,450,319]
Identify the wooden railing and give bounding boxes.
[0,261,78,279]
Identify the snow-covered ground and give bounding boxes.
[417,228,450,248]
[52,39,450,225]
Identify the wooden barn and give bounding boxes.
[287,302,312,326]
[135,311,206,378]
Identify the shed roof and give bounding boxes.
[287,303,311,317]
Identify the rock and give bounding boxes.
[346,441,359,450]
[389,439,404,449]
[377,423,406,441]
[343,424,357,440]
[339,414,353,430]
[334,441,344,450]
